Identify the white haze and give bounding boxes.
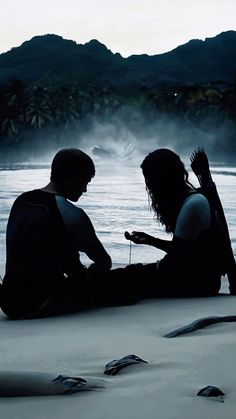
[76,110,235,166]
[0,107,234,170]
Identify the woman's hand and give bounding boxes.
[124,231,153,245]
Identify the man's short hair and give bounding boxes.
[50,148,95,184]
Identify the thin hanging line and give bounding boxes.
[129,240,132,264]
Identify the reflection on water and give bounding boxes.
[0,160,236,275]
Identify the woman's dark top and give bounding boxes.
[157,192,223,297]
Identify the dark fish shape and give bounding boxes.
[197,386,225,402]
[104,354,148,375]
[164,315,236,338]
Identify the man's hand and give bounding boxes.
[124,231,153,245]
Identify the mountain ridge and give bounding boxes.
[0,31,236,86]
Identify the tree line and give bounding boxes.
[0,79,236,157]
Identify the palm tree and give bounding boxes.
[0,79,28,138]
[26,86,52,129]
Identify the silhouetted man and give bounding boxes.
[1,148,111,319]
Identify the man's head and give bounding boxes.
[50,148,95,201]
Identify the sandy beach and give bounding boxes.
[0,274,236,419]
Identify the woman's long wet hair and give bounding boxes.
[141,149,194,233]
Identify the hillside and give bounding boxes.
[0,31,236,87]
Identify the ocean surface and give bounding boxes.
[0,157,236,276]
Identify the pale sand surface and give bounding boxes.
[0,274,236,419]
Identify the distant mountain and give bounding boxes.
[0,31,236,87]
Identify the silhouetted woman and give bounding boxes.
[106,148,223,301]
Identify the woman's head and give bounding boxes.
[141,148,188,190]
[141,149,191,232]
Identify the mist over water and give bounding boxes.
[74,111,236,165]
[0,156,236,277]
[1,106,235,165]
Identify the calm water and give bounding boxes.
[0,158,236,276]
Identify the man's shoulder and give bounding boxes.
[15,189,55,202]
[12,190,58,215]
[12,189,37,205]
[55,195,88,218]
[15,189,38,200]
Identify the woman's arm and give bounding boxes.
[125,231,172,253]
